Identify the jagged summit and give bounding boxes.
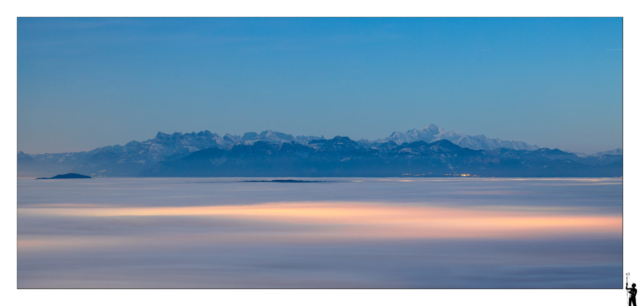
[382,124,539,151]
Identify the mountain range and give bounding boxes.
[17,124,622,177]
[379,124,539,150]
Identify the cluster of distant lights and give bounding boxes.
[402,173,475,177]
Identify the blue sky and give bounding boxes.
[17,18,622,154]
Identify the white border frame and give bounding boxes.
[2,1,636,305]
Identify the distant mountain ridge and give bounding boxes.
[595,148,623,156]
[142,139,621,178]
[380,124,539,151]
[18,124,622,177]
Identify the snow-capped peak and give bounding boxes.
[380,124,538,151]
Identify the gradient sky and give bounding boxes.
[17,18,622,154]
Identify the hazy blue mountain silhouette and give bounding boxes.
[141,138,621,177]
[18,128,622,177]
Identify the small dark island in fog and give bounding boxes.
[37,173,91,180]
[242,179,331,183]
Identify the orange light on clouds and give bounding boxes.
[19,201,621,243]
